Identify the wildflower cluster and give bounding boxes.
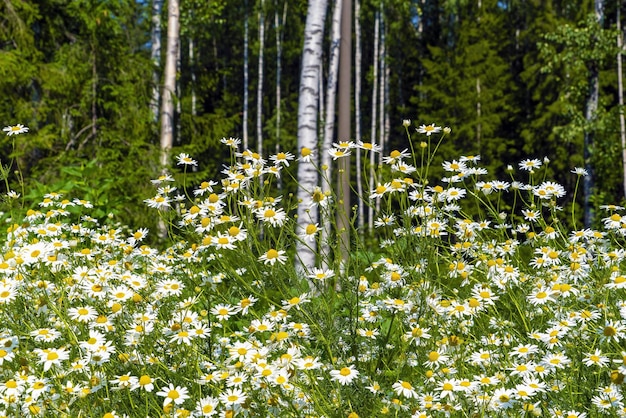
[2,122,626,417]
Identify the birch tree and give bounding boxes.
[151,0,163,123]
[295,0,328,273]
[583,0,604,227]
[368,9,380,232]
[618,3,626,198]
[243,0,250,150]
[320,0,343,265]
[257,0,265,156]
[354,0,363,229]
[336,0,351,263]
[160,0,180,168]
[275,1,287,154]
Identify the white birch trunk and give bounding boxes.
[151,0,163,123]
[160,0,179,168]
[296,0,328,273]
[275,2,287,189]
[243,1,250,150]
[378,10,385,159]
[583,0,604,227]
[320,0,343,266]
[618,6,626,198]
[190,38,196,116]
[257,0,265,156]
[368,9,380,232]
[354,0,363,229]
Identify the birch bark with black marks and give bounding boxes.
[160,0,179,168]
[320,0,343,266]
[151,0,163,123]
[295,0,328,273]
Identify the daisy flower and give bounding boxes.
[156,383,190,406]
[144,194,171,210]
[68,306,98,323]
[282,293,310,310]
[219,387,248,406]
[255,207,287,227]
[259,248,287,266]
[220,136,241,148]
[211,304,240,321]
[393,380,418,398]
[270,151,295,166]
[383,149,410,165]
[583,349,609,367]
[137,375,155,392]
[424,350,450,368]
[330,365,359,385]
[34,347,69,372]
[299,223,319,242]
[328,148,351,160]
[356,140,382,152]
[195,396,219,416]
[295,356,322,370]
[0,283,17,304]
[307,267,335,282]
[519,158,542,171]
[417,123,441,136]
[110,374,138,390]
[3,124,29,136]
[176,153,198,166]
[299,146,315,163]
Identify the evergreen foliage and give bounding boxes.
[1,0,625,233]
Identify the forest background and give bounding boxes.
[0,0,624,238]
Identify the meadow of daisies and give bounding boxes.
[1,122,626,418]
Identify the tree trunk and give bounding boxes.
[618,4,626,199]
[295,0,328,273]
[190,38,197,116]
[336,0,352,264]
[321,0,343,266]
[151,0,163,123]
[378,8,385,160]
[257,0,265,156]
[275,1,288,189]
[160,0,179,168]
[368,9,380,233]
[243,0,250,150]
[583,0,604,227]
[355,0,363,230]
